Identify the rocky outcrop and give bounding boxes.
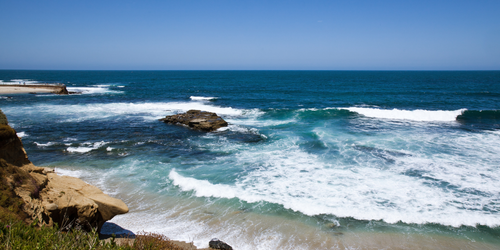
[209,238,233,250]
[160,110,228,132]
[0,121,30,167]
[55,85,69,95]
[0,110,128,232]
[0,109,8,125]
[16,165,129,231]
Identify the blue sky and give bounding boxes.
[1,0,499,70]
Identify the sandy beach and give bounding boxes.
[0,84,68,94]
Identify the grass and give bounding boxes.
[0,220,193,250]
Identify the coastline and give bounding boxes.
[2,70,499,249]
[0,84,69,94]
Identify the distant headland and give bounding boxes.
[0,83,69,95]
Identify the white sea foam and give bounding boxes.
[55,168,84,178]
[170,170,238,198]
[2,79,39,85]
[487,130,500,136]
[67,86,123,95]
[14,102,258,123]
[339,107,466,122]
[67,141,108,153]
[16,132,28,138]
[218,124,264,136]
[190,96,218,101]
[34,142,57,147]
[168,130,500,228]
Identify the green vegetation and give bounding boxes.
[131,232,188,250]
[0,159,29,223]
[0,220,190,250]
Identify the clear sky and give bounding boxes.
[1,0,499,70]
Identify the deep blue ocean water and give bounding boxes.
[1,70,500,249]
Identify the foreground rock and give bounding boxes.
[209,238,233,250]
[160,110,228,132]
[17,166,129,231]
[0,110,128,231]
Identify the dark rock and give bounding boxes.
[0,109,8,125]
[0,123,30,167]
[160,110,228,132]
[209,238,233,250]
[55,85,69,95]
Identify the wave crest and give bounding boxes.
[190,96,218,101]
[340,107,466,122]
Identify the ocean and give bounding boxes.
[1,70,499,249]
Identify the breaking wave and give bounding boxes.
[340,107,466,122]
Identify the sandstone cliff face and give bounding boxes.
[16,165,129,231]
[0,110,128,231]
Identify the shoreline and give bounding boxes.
[0,84,69,94]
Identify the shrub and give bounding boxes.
[132,232,188,250]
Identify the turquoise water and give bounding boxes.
[1,70,500,249]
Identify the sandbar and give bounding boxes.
[0,84,68,94]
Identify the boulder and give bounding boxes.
[39,173,129,231]
[209,238,233,250]
[160,110,228,132]
[12,165,129,232]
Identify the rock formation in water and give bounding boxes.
[55,85,69,95]
[0,109,128,231]
[160,110,228,132]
